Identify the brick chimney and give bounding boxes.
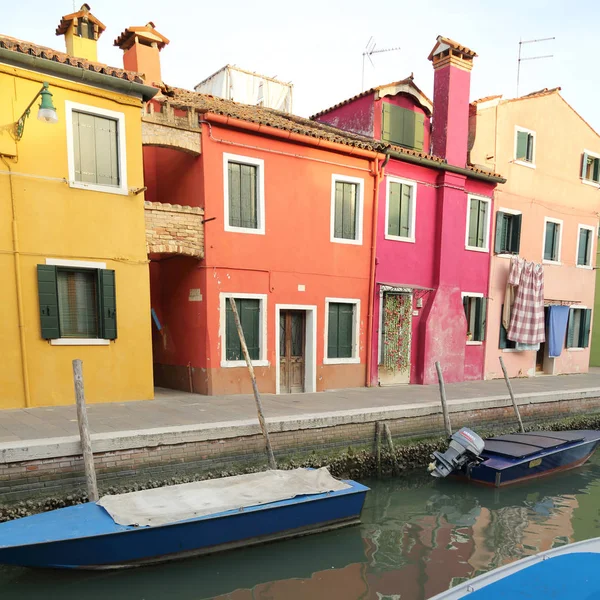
[428,36,477,167]
[55,4,106,62]
[114,22,170,87]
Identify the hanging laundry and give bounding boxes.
[507,261,545,345]
[548,305,570,358]
[502,255,522,330]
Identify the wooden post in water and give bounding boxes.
[383,423,400,475]
[435,361,452,438]
[229,297,277,470]
[499,356,525,433]
[72,359,99,502]
[375,422,382,478]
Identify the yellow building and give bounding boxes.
[0,5,157,409]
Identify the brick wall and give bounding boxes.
[145,201,204,258]
[2,397,600,501]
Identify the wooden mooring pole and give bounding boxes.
[435,361,452,438]
[72,359,99,502]
[383,423,400,476]
[375,422,382,478]
[229,297,277,470]
[499,356,525,433]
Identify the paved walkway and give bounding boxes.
[2,370,600,445]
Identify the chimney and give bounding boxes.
[55,4,105,62]
[428,36,477,167]
[114,23,170,87]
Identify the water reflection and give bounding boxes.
[2,454,600,599]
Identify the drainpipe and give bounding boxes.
[365,151,390,387]
[2,155,31,407]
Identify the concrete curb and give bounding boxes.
[2,387,600,464]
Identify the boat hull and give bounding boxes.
[0,480,368,569]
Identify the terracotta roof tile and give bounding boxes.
[507,87,561,102]
[428,35,477,61]
[114,22,170,51]
[0,34,144,83]
[56,4,106,37]
[472,94,502,104]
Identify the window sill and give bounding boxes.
[495,253,518,259]
[567,347,585,352]
[542,259,562,266]
[581,178,600,188]
[514,160,536,169]
[69,181,129,196]
[576,264,593,270]
[220,360,270,368]
[384,234,415,243]
[224,225,265,235]
[331,237,363,246]
[466,341,483,346]
[323,357,360,365]
[50,338,110,346]
[465,245,490,253]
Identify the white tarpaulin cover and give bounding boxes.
[97,468,349,528]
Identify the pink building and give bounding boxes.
[315,37,504,385]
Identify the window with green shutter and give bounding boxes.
[566,308,592,348]
[381,103,424,151]
[467,197,490,249]
[37,265,117,340]
[333,181,359,241]
[515,129,535,163]
[225,298,261,360]
[544,220,561,262]
[463,295,486,342]
[72,111,120,187]
[228,161,258,229]
[581,153,600,183]
[387,180,415,239]
[577,227,593,266]
[327,302,355,359]
[494,211,522,254]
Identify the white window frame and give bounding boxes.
[65,101,128,196]
[495,207,523,258]
[543,217,563,265]
[330,174,365,245]
[581,149,600,187]
[465,194,492,253]
[567,304,589,351]
[223,153,266,235]
[461,292,485,346]
[576,224,595,269]
[323,297,361,365]
[220,292,268,368]
[514,125,536,169]
[384,176,417,243]
[45,257,110,346]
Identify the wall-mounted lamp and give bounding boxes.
[14,82,58,141]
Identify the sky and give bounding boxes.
[3,0,599,131]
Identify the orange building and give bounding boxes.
[115,24,385,395]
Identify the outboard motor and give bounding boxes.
[428,427,485,478]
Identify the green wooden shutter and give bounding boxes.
[338,304,354,358]
[228,162,241,227]
[241,299,260,359]
[463,296,469,319]
[511,214,522,254]
[402,109,415,149]
[413,113,424,151]
[499,304,508,349]
[494,211,505,253]
[99,269,117,340]
[327,303,339,358]
[37,265,60,339]
[566,309,575,348]
[382,103,392,142]
[516,131,528,161]
[94,116,119,186]
[387,182,401,237]
[582,153,589,179]
[342,183,357,240]
[468,199,478,247]
[478,297,487,342]
[583,308,592,348]
[594,158,600,183]
[400,184,411,236]
[225,301,241,360]
[544,222,555,261]
[73,111,97,184]
[578,229,588,265]
[240,164,257,229]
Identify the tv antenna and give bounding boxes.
[516,37,555,98]
[362,37,401,92]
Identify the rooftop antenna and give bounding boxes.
[516,37,555,98]
[362,37,401,92]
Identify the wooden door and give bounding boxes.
[279,310,305,393]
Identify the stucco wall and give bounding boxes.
[314,93,375,138]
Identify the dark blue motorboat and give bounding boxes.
[0,468,369,569]
[429,427,600,487]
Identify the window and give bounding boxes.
[220,293,268,367]
[566,308,592,349]
[499,304,516,349]
[382,103,424,151]
[65,101,127,195]
[223,153,265,234]
[466,195,491,251]
[577,225,594,267]
[330,175,364,245]
[462,294,486,343]
[325,299,360,363]
[543,218,562,263]
[385,177,416,242]
[494,210,522,254]
[37,260,116,345]
[581,151,600,184]
[515,127,535,166]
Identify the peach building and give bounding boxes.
[470,88,600,379]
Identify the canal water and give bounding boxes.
[2,453,600,599]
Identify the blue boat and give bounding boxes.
[0,468,369,569]
[429,427,600,487]
[429,536,600,599]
